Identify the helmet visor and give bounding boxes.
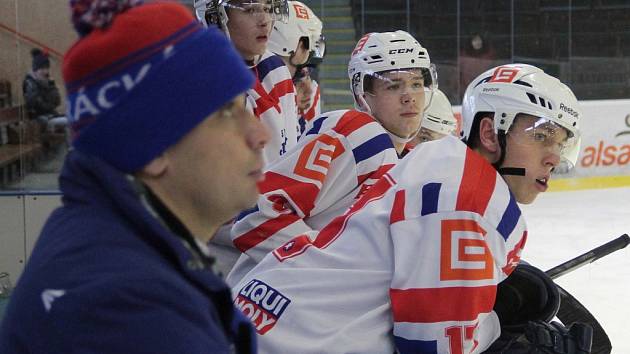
[224,0,289,23]
[365,67,437,109]
[312,34,326,59]
[507,115,581,169]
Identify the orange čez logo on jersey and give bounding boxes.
[440,219,494,281]
[293,4,309,19]
[294,134,344,185]
[489,66,520,83]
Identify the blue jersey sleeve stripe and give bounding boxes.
[496,192,521,241]
[394,336,438,354]
[236,205,260,221]
[305,116,326,136]
[421,183,442,216]
[352,133,393,164]
[256,55,286,81]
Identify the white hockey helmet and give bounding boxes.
[421,89,457,135]
[268,1,324,59]
[461,63,582,167]
[194,0,289,37]
[348,30,437,111]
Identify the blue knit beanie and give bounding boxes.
[63,0,254,173]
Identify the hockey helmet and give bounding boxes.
[268,1,324,60]
[461,63,582,168]
[194,0,289,38]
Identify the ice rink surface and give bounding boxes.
[520,186,630,353]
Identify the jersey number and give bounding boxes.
[446,324,479,354]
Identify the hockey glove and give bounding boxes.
[494,262,561,330]
[483,320,593,354]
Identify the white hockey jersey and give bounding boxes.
[247,51,300,166]
[227,109,399,285]
[231,135,528,354]
[207,52,299,276]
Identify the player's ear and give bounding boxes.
[138,155,168,178]
[478,116,500,154]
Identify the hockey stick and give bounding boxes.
[555,284,612,354]
[545,234,629,354]
[546,234,630,280]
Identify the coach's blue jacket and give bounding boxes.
[0,151,255,353]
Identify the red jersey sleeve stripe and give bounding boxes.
[313,174,396,249]
[390,190,406,225]
[269,78,295,100]
[455,148,497,215]
[252,80,277,117]
[253,79,294,115]
[258,171,320,216]
[234,213,302,252]
[304,86,320,122]
[390,286,496,323]
[333,111,374,137]
[357,164,395,186]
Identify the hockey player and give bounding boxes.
[230,64,591,354]
[194,0,298,165]
[410,88,458,146]
[194,0,300,274]
[268,1,323,77]
[293,65,322,135]
[266,0,325,135]
[293,66,314,115]
[293,65,322,134]
[227,30,437,284]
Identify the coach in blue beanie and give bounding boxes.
[0,1,269,353]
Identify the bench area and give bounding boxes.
[0,105,43,186]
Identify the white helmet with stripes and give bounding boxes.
[348,30,437,111]
[421,89,457,136]
[461,63,582,167]
[268,1,324,60]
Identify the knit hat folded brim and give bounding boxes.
[63,3,254,173]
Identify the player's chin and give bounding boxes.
[253,42,267,56]
[517,189,540,205]
[237,181,260,209]
[242,194,258,210]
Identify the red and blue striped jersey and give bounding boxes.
[246,51,299,166]
[298,79,321,136]
[227,109,399,285]
[231,135,528,354]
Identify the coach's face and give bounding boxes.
[141,95,269,240]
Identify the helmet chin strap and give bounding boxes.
[494,130,526,176]
[387,127,420,145]
[498,167,526,176]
